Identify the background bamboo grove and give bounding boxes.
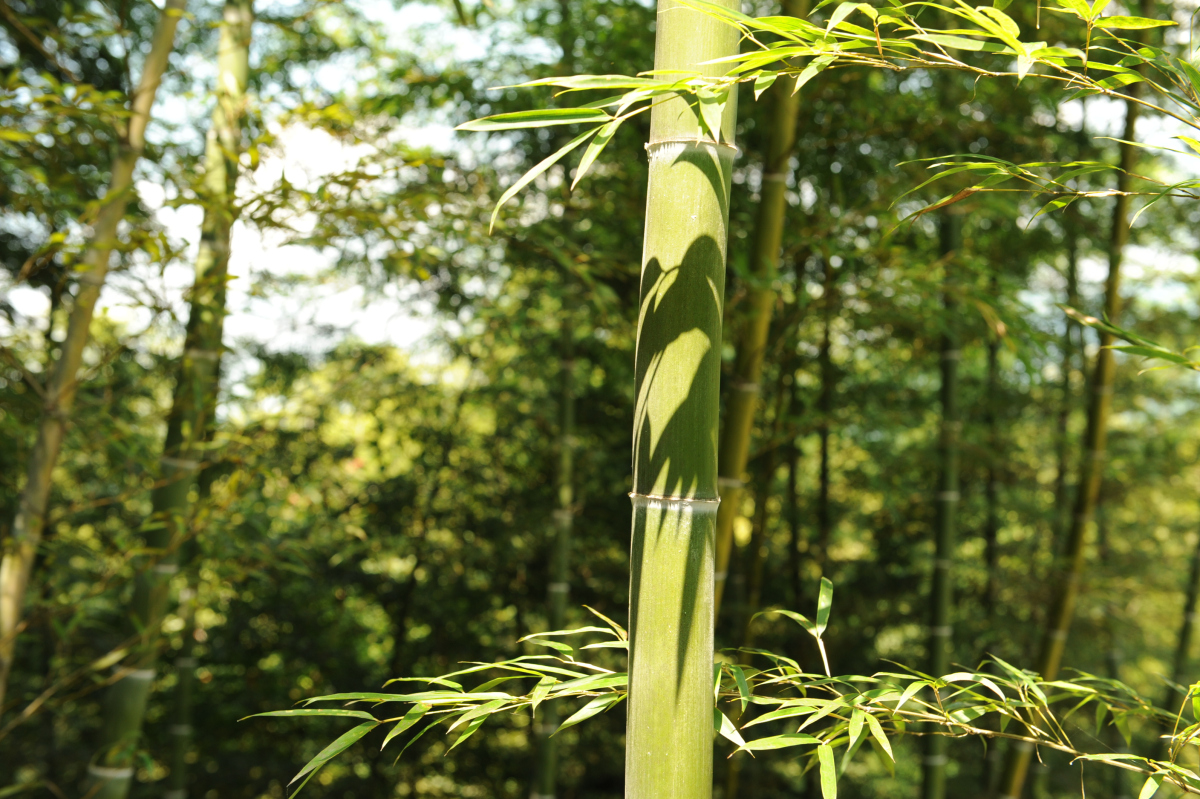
[3,0,1200,797]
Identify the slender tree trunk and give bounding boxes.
[625,0,738,791]
[532,322,575,799]
[166,584,197,799]
[712,0,807,613]
[1158,518,1200,757]
[814,258,835,577]
[0,0,188,715]
[923,213,962,799]
[983,327,999,620]
[723,367,788,799]
[1052,210,1081,555]
[90,4,250,795]
[997,47,1142,799]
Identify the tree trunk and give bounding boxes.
[712,0,807,613]
[1158,519,1200,757]
[532,322,575,799]
[997,41,1142,799]
[814,257,835,577]
[983,326,999,620]
[922,213,962,799]
[0,0,188,714]
[91,3,250,795]
[625,0,738,791]
[1051,207,1081,556]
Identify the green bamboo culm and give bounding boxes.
[922,212,961,799]
[532,320,575,799]
[0,0,189,714]
[997,36,1143,799]
[626,0,738,793]
[711,0,807,615]
[1160,521,1200,758]
[90,3,251,795]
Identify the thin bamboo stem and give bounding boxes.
[922,213,962,799]
[532,321,575,799]
[625,0,738,791]
[998,22,1143,795]
[712,0,808,614]
[91,4,251,794]
[0,0,188,714]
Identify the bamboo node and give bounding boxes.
[730,381,761,394]
[77,270,107,287]
[923,755,948,766]
[1014,739,1035,752]
[717,477,744,489]
[169,724,193,736]
[941,349,962,361]
[1049,629,1069,641]
[645,138,740,157]
[929,625,952,637]
[547,582,570,594]
[936,490,960,502]
[934,558,952,570]
[127,668,157,681]
[761,171,788,183]
[629,492,720,509]
[88,764,135,779]
[552,509,573,523]
[153,563,179,574]
[160,456,200,471]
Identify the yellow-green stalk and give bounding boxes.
[91,3,251,795]
[0,0,188,712]
[712,0,807,614]
[625,0,738,792]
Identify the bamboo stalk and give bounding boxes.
[625,0,738,792]
[712,0,807,614]
[983,326,999,620]
[1051,206,1081,555]
[90,4,251,795]
[1158,518,1200,759]
[532,320,575,799]
[814,257,835,576]
[997,39,1142,799]
[0,0,188,714]
[922,213,962,799]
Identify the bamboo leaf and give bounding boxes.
[554,693,624,734]
[572,119,622,189]
[1139,775,1164,799]
[489,127,598,232]
[729,663,751,711]
[457,108,611,132]
[865,713,894,762]
[754,71,778,99]
[715,708,748,747]
[381,703,430,750]
[1094,15,1174,28]
[289,722,377,788]
[816,577,833,635]
[818,743,837,799]
[739,732,822,751]
[248,709,378,721]
[583,605,628,640]
[530,677,556,712]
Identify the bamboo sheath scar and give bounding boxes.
[625,0,738,794]
[0,0,188,713]
[712,0,807,615]
[997,43,1142,799]
[90,3,251,796]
